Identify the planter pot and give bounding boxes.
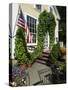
[20,64,27,69]
[28,64,32,68]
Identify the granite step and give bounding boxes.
[27,66,40,85]
[42,54,49,57]
[36,51,50,65]
[27,62,52,85]
[36,60,46,65]
[37,57,48,61]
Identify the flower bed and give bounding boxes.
[10,66,30,86]
[49,43,66,84]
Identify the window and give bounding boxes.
[27,15,37,43]
[36,4,41,11]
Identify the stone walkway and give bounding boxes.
[11,59,52,86]
[27,62,52,85]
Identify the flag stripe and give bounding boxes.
[17,24,25,29]
[18,18,25,23]
[17,7,33,43]
[18,18,25,24]
[17,21,25,27]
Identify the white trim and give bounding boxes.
[34,4,36,9]
[50,6,60,20]
[48,32,50,49]
[27,43,37,46]
[48,6,50,12]
[55,20,59,44]
[24,12,38,46]
[44,31,49,50]
[53,6,60,20]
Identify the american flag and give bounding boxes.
[17,7,32,43]
[17,8,25,30]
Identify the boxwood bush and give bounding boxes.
[49,43,66,70]
[15,28,29,65]
[49,43,61,62]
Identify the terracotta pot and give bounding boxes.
[28,64,32,68]
[20,64,27,69]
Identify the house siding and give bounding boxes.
[10,3,60,59]
[21,4,49,19]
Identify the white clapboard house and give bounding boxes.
[9,3,60,59]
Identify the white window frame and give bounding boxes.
[24,12,38,46]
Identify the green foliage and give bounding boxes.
[15,10,56,65]
[31,10,56,60]
[37,10,56,48]
[49,12,56,48]
[15,28,28,64]
[49,43,66,71]
[49,43,61,63]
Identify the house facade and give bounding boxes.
[9,3,60,59]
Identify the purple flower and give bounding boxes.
[12,66,26,78]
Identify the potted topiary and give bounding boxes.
[19,61,27,69]
[15,27,28,69]
[27,60,32,68]
[11,66,30,86]
[17,53,28,69]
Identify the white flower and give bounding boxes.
[24,80,26,84]
[11,82,17,86]
[22,78,24,82]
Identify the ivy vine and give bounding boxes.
[15,10,56,65]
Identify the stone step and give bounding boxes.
[43,51,50,54]
[36,60,46,65]
[33,80,43,85]
[27,62,52,85]
[37,57,48,61]
[42,54,49,57]
[32,62,52,73]
[27,67,40,85]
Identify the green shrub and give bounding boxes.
[15,28,28,65]
[31,10,56,61]
[15,10,56,65]
[49,43,66,84]
[38,10,56,48]
[49,43,61,63]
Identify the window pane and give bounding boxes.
[27,15,36,43]
[32,34,36,43]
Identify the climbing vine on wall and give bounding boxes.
[31,10,56,61]
[15,28,29,64]
[15,10,56,64]
[38,10,56,49]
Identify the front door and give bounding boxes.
[44,32,49,51]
